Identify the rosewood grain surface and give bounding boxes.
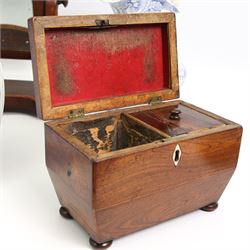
[0,25,30,59]
[45,120,241,242]
[45,125,96,237]
[93,127,241,211]
[4,79,36,115]
[45,100,237,161]
[131,103,224,136]
[45,103,242,242]
[33,0,68,16]
[95,169,234,242]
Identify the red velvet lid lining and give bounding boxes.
[45,24,170,107]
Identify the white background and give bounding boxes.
[0,0,250,249]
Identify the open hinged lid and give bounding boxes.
[28,13,179,120]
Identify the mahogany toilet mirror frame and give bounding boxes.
[1,0,68,115]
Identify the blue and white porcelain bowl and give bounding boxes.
[0,63,4,124]
[102,0,179,14]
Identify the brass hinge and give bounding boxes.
[68,108,85,119]
[149,96,163,106]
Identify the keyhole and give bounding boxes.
[174,149,180,162]
[173,144,181,167]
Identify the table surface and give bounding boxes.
[0,1,250,249]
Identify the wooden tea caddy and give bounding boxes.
[28,13,242,248]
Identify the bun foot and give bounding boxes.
[89,238,113,249]
[200,202,218,212]
[59,206,73,219]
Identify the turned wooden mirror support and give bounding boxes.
[1,0,68,115]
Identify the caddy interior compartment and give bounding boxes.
[66,114,166,155]
[130,103,226,137]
